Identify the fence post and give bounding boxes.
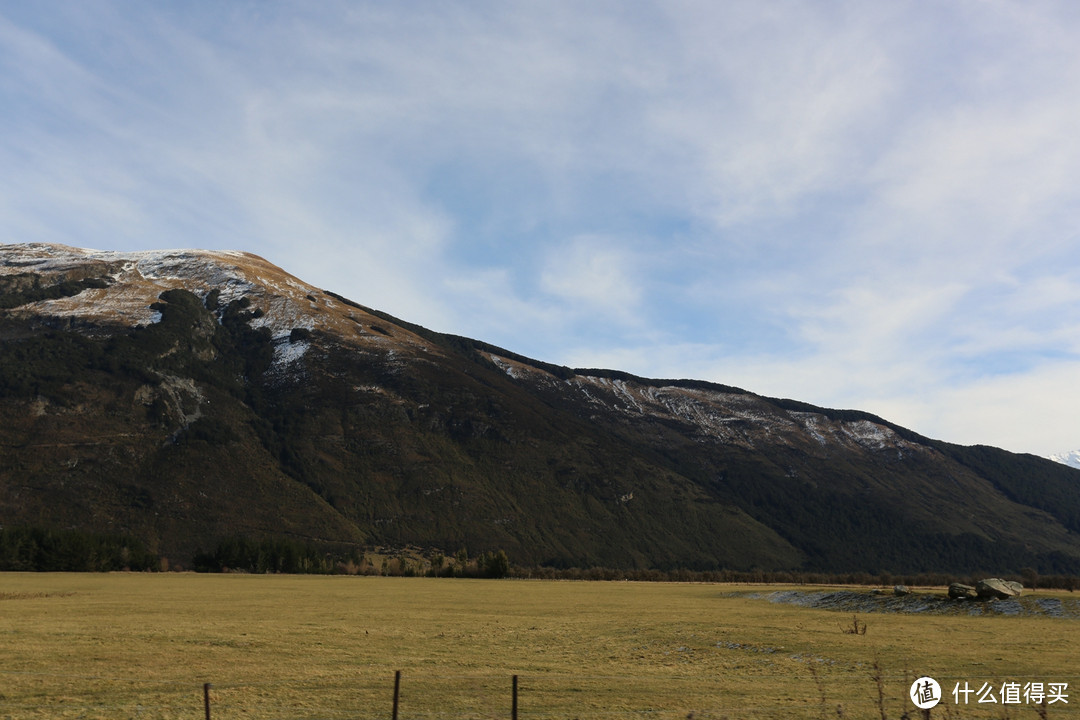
[392,670,401,720]
[203,683,212,720]
[512,674,518,720]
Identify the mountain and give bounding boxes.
[4,242,1080,574]
[1051,451,1080,471]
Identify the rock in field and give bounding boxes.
[976,578,1023,599]
[948,583,978,600]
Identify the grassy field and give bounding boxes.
[0,573,1077,719]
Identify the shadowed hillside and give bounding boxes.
[3,243,1080,573]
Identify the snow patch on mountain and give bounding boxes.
[0,243,348,369]
[488,354,522,379]
[555,370,925,456]
[841,419,894,450]
[2,244,273,325]
[272,338,311,369]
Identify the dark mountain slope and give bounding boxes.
[2,243,1079,573]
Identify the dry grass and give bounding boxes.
[0,574,1077,718]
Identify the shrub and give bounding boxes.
[481,549,511,578]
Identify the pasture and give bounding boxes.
[0,573,1077,718]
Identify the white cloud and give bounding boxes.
[539,236,643,323]
[643,2,900,227]
[872,358,1080,457]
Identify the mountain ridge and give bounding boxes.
[3,242,1080,574]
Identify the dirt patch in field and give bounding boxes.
[740,589,1080,618]
[0,591,76,601]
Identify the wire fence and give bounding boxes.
[1,669,1077,720]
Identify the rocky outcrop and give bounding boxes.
[948,582,978,600]
[976,578,1023,599]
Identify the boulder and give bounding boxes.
[893,585,911,596]
[976,578,1023,600]
[948,583,978,600]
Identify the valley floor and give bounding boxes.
[1,574,1077,718]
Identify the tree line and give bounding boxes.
[0,527,158,572]
[4,525,1078,590]
[192,539,512,578]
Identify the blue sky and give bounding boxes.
[2,1,1079,456]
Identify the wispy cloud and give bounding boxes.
[540,235,644,324]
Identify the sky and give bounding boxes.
[1,1,1079,457]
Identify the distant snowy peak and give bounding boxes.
[1049,450,1080,470]
[0,241,435,368]
[0,243,302,327]
[1050,450,1080,470]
